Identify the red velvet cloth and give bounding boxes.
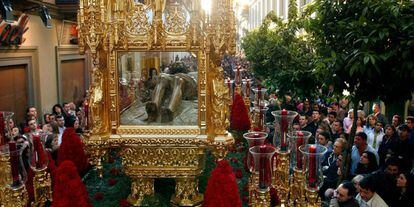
[203,160,242,207]
[57,128,89,175]
[230,93,251,131]
[52,160,92,207]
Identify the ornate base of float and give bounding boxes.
[107,132,206,207]
[33,167,52,206]
[83,133,109,178]
[0,184,28,207]
[273,151,290,206]
[305,188,321,207]
[289,168,306,207]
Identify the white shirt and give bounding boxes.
[356,192,388,207]
[366,129,385,151]
[58,126,65,145]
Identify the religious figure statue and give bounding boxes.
[211,65,230,135]
[89,67,104,134]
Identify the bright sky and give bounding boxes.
[201,0,250,14]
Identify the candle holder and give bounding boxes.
[252,106,268,132]
[271,110,297,206]
[299,144,328,207]
[249,145,276,207]
[30,133,52,206]
[288,131,312,207]
[243,132,267,206]
[225,78,234,103]
[0,143,28,207]
[271,110,298,151]
[251,87,267,111]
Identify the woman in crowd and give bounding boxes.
[394,172,413,206]
[355,151,379,175]
[378,124,397,167]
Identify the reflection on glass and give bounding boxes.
[118,52,198,125]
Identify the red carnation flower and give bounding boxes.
[203,160,242,207]
[109,168,120,175]
[235,168,243,179]
[53,160,92,207]
[230,93,251,131]
[57,128,89,175]
[119,199,131,207]
[108,178,118,186]
[230,157,238,163]
[94,192,104,201]
[242,196,249,203]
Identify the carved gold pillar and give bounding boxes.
[33,168,52,206]
[171,177,203,207]
[273,151,290,206]
[128,178,154,206]
[83,136,108,178]
[305,188,321,207]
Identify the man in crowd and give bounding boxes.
[332,120,345,140]
[372,103,387,126]
[56,115,65,145]
[356,175,388,207]
[367,122,384,151]
[329,181,359,207]
[394,124,413,172]
[351,132,378,176]
[406,116,414,143]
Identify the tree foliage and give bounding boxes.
[241,10,320,100]
[307,0,414,103]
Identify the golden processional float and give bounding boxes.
[78,0,236,206]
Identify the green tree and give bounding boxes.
[242,10,320,100]
[307,0,414,177]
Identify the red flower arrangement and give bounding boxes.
[109,168,120,176]
[203,160,242,207]
[235,168,243,179]
[93,192,104,201]
[52,160,92,207]
[57,128,89,174]
[108,178,118,186]
[119,199,131,207]
[230,93,251,131]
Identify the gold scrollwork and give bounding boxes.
[162,2,190,35]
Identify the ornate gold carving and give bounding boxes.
[305,188,321,207]
[290,168,306,207]
[0,184,28,207]
[273,151,290,206]
[128,178,154,206]
[33,168,52,206]
[89,67,105,134]
[210,66,230,136]
[162,2,190,35]
[171,178,203,206]
[116,126,200,135]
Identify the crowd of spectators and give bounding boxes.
[266,95,414,207]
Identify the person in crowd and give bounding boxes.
[318,131,333,151]
[309,110,322,136]
[406,116,414,143]
[351,132,378,176]
[371,157,401,206]
[372,103,387,126]
[328,181,359,207]
[280,94,296,111]
[325,111,338,126]
[300,99,312,117]
[52,104,65,117]
[56,115,65,145]
[347,116,364,135]
[321,138,348,199]
[43,113,51,125]
[337,100,349,121]
[366,121,384,151]
[363,115,377,135]
[378,125,397,166]
[352,174,364,194]
[299,115,314,134]
[343,109,354,134]
[74,117,83,134]
[394,124,413,172]
[20,106,38,133]
[391,115,402,129]
[49,114,56,123]
[45,121,60,161]
[332,120,345,140]
[395,172,413,206]
[355,151,379,175]
[356,175,388,207]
